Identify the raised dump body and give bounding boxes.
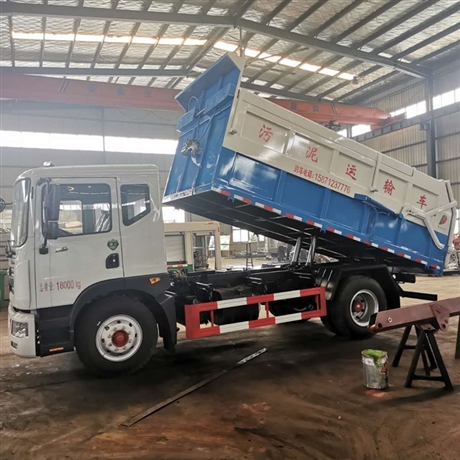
[164,54,456,275]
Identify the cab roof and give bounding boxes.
[17,164,159,182]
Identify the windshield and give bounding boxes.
[11,179,31,247]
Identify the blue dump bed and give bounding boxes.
[164,54,456,275]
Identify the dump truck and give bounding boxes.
[5,54,456,375]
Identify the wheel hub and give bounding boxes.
[112,330,129,347]
[95,315,143,362]
[350,290,379,327]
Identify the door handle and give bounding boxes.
[106,253,119,269]
[55,246,69,253]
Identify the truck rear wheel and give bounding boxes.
[329,276,387,338]
[75,296,158,377]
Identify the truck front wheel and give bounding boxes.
[329,276,387,338]
[75,296,158,376]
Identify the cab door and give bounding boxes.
[44,178,123,307]
[116,176,166,277]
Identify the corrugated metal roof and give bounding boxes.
[1,0,459,101]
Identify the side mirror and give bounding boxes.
[44,184,61,222]
[0,198,6,213]
[43,184,61,241]
[44,222,60,241]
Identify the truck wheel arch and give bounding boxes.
[325,265,402,310]
[69,278,176,352]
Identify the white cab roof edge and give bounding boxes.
[16,164,160,182]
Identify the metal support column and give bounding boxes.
[306,235,317,268]
[425,79,437,178]
[456,318,460,359]
[291,237,303,264]
[214,228,222,270]
[346,125,353,138]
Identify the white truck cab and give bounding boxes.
[6,164,177,375]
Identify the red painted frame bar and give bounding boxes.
[185,287,327,339]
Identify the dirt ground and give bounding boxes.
[0,276,459,460]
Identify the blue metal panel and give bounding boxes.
[164,54,243,198]
[164,54,447,274]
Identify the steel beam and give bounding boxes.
[159,0,218,89]
[425,78,437,178]
[90,0,120,74]
[375,2,460,54]
[241,82,320,102]
[284,0,446,97]
[237,19,428,78]
[7,13,15,67]
[349,44,460,105]
[356,0,440,54]
[246,0,328,67]
[170,0,258,90]
[0,67,190,77]
[143,1,185,87]
[352,101,460,143]
[333,44,460,104]
[65,0,84,68]
[0,67,323,101]
[248,0,364,86]
[324,22,460,102]
[0,1,233,27]
[113,0,155,77]
[239,0,292,51]
[0,73,182,111]
[2,0,429,78]
[274,1,402,92]
[332,70,400,103]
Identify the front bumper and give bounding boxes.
[8,304,37,358]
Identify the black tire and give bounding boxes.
[329,276,387,339]
[320,302,341,335]
[75,296,158,377]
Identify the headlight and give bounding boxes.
[11,320,28,339]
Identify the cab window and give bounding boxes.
[57,184,112,236]
[121,184,151,226]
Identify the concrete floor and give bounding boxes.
[0,276,459,459]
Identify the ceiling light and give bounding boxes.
[244,48,260,58]
[280,58,301,68]
[159,38,184,45]
[132,36,157,44]
[253,79,267,86]
[12,32,44,40]
[337,72,355,80]
[75,34,104,42]
[44,33,74,41]
[300,63,321,72]
[319,68,339,76]
[264,55,281,63]
[214,41,238,52]
[184,38,207,46]
[105,35,132,43]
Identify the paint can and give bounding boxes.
[362,349,389,390]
